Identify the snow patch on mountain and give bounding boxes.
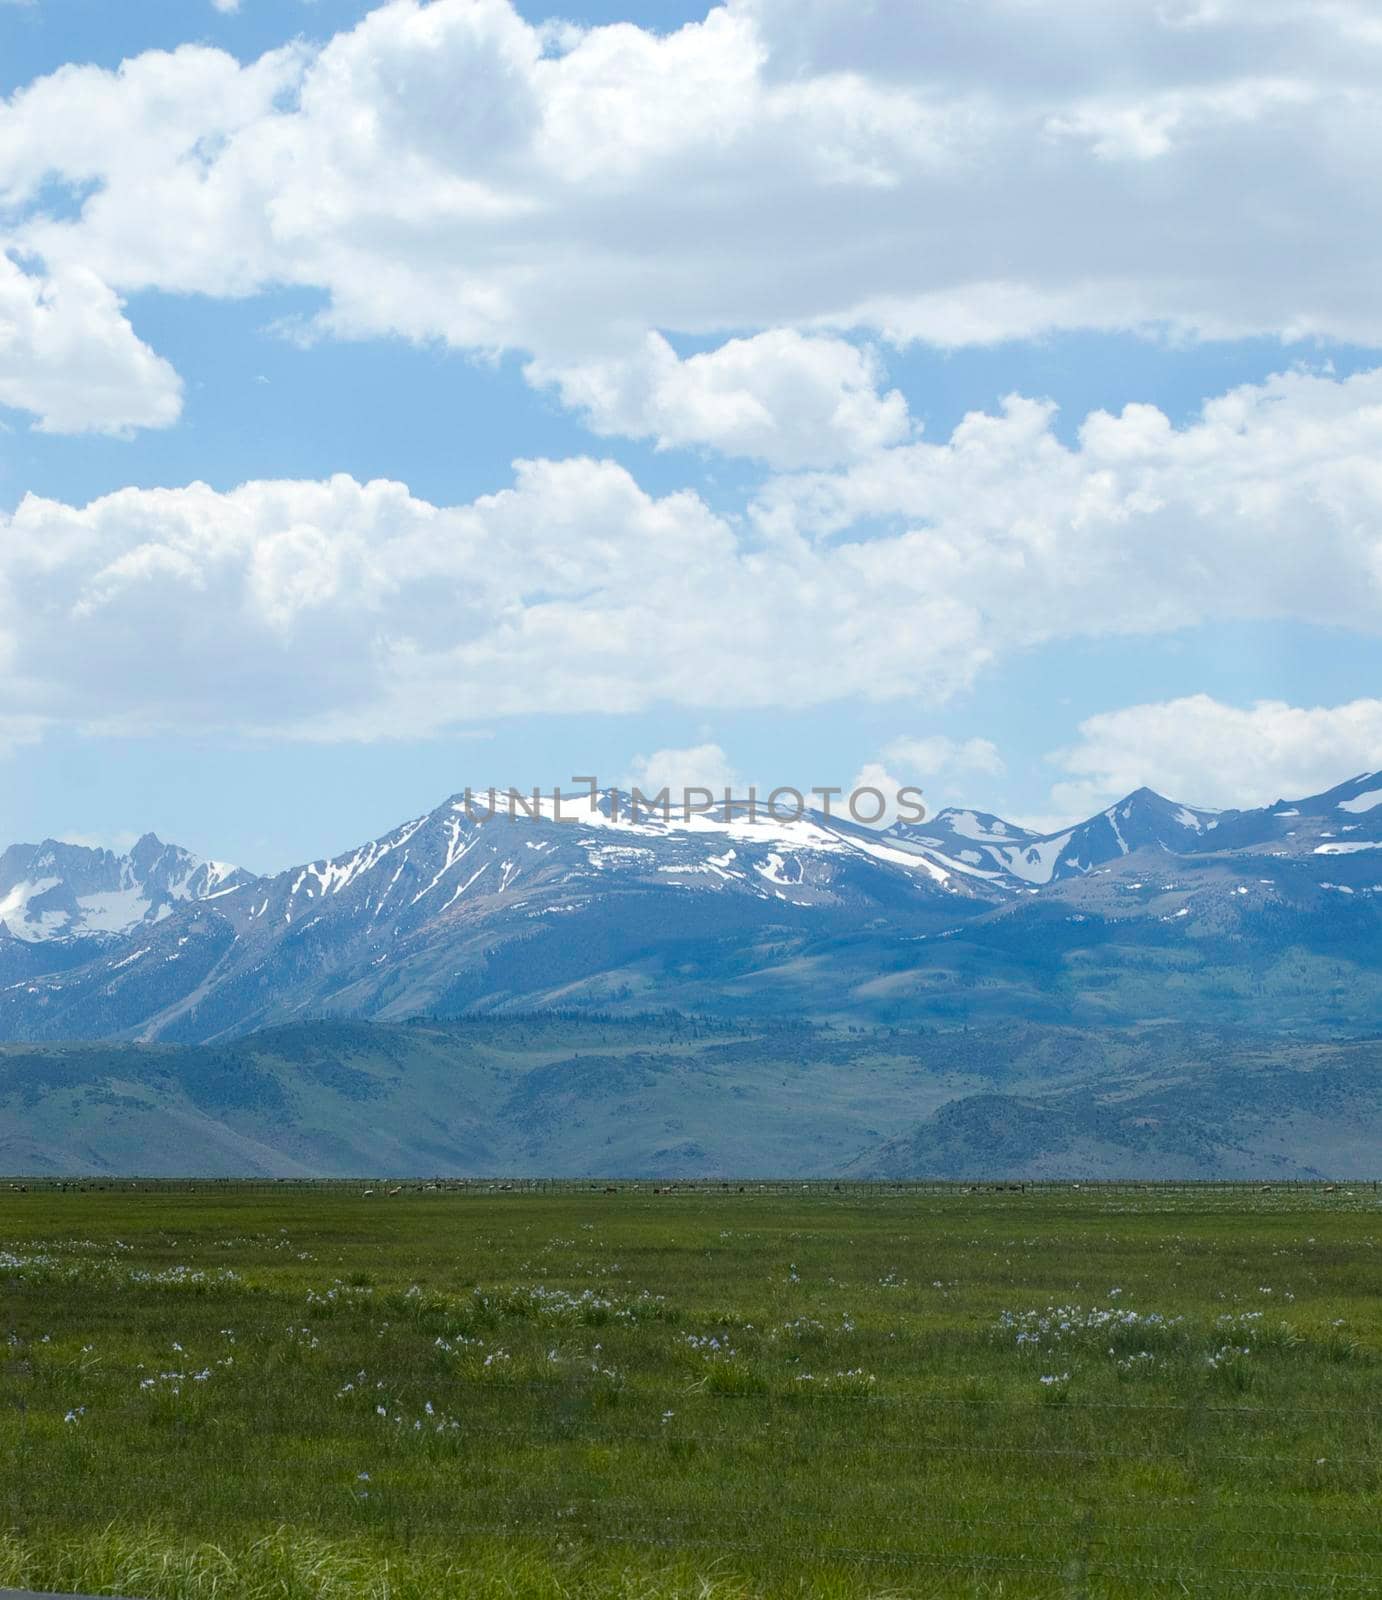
[938,810,1028,844]
[999,832,1077,886]
[1338,788,1382,814]
[0,836,250,943]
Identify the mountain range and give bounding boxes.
[4,771,1382,1046]
[4,772,1382,1176]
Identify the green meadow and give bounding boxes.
[1,1182,1379,1599]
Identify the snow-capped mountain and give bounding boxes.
[888,789,1224,890]
[883,807,1040,886]
[0,834,247,943]
[0,790,981,1043]
[3,770,1382,1044]
[893,773,1382,894]
[242,787,968,926]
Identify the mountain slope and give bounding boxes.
[889,788,1224,889]
[0,834,247,943]
[845,1034,1382,1180]
[0,793,982,1044]
[4,771,1382,1044]
[2,1015,1375,1178]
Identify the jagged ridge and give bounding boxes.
[2,770,1381,1043]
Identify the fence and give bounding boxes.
[2,1176,1379,1194]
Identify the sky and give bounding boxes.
[4,0,1382,871]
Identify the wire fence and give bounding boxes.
[4,1175,1380,1194]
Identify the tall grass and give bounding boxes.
[1,1184,1379,1598]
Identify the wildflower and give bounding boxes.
[1205,1345,1251,1369]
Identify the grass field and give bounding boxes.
[1,1182,1379,1598]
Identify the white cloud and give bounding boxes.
[5,365,1382,745]
[4,0,1382,441]
[0,458,985,742]
[626,742,739,796]
[0,255,182,433]
[752,367,1382,647]
[528,332,909,467]
[882,736,1006,781]
[852,737,1006,822]
[841,762,906,827]
[1049,695,1382,813]
[211,0,241,13]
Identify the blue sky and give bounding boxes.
[4,0,1382,871]
[0,0,711,91]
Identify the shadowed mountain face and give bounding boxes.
[3,773,1382,1044]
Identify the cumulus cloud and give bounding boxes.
[626,743,740,796]
[851,737,1006,822]
[753,366,1382,647]
[5,365,1382,744]
[528,332,910,468]
[4,0,1382,439]
[882,736,1006,781]
[1048,695,1382,813]
[0,255,182,433]
[0,459,985,743]
[837,762,905,827]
